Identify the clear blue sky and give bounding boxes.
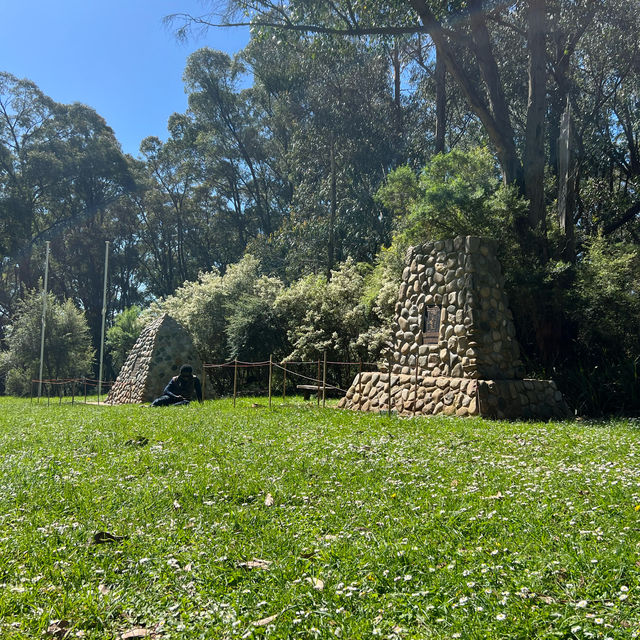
[1,1,249,156]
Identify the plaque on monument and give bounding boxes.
[422,305,440,343]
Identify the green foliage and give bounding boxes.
[275,259,371,364]
[358,244,408,361]
[559,236,640,414]
[105,306,144,374]
[159,255,287,363]
[381,148,523,246]
[242,36,398,278]
[0,290,94,396]
[375,164,420,220]
[226,276,287,362]
[573,235,640,360]
[0,72,141,352]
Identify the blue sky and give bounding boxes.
[1,1,249,156]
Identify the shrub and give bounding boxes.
[106,305,144,374]
[0,290,94,396]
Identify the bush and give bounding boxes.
[0,290,94,396]
[275,259,372,363]
[106,305,144,375]
[561,236,640,414]
[160,254,287,364]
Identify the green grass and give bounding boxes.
[0,397,639,639]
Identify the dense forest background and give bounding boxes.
[1,0,639,414]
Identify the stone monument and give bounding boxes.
[106,314,202,404]
[339,236,570,419]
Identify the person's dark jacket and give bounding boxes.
[163,374,202,402]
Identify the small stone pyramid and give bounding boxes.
[339,236,570,419]
[106,314,202,404]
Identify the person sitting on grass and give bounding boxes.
[151,364,202,407]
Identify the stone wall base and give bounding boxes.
[338,372,570,420]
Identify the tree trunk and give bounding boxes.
[408,0,524,188]
[523,0,547,236]
[328,134,337,278]
[391,42,403,137]
[557,97,576,261]
[435,48,446,154]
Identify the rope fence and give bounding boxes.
[202,355,382,409]
[28,353,405,417]
[29,376,120,405]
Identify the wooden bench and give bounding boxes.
[296,384,341,401]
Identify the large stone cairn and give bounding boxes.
[339,236,570,419]
[106,314,202,404]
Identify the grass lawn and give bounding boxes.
[0,397,639,639]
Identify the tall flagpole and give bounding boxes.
[97,241,110,404]
[38,241,51,399]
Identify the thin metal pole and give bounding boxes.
[233,359,238,407]
[38,241,50,399]
[97,241,110,404]
[268,355,273,409]
[322,351,327,407]
[84,377,87,404]
[72,380,75,405]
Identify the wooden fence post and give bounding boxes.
[387,354,393,418]
[413,361,419,418]
[233,360,238,407]
[202,365,206,402]
[358,360,363,410]
[322,351,327,407]
[268,355,273,409]
[282,362,287,400]
[316,359,321,406]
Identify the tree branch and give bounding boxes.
[166,13,426,36]
[603,202,640,236]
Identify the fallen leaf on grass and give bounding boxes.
[483,491,504,500]
[253,614,278,627]
[306,576,324,591]
[299,550,318,559]
[238,559,272,570]
[264,493,274,506]
[98,584,110,595]
[92,531,128,545]
[120,629,151,639]
[125,436,149,447]
[46,620,70,638]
